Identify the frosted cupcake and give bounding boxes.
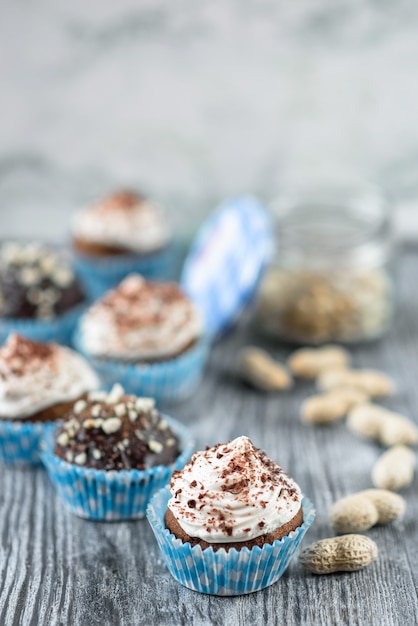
[74,274,208,401]
[41,383,195,520]
[72,190,173,297]
[147,436,315,595]
[0,242,85,343]
[0,333,99,464]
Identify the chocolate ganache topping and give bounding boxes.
[0,242,84,319]
[54,383,180,470]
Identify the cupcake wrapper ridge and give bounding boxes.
[146,486,316,596]
[74,245,178,299]
[0,420,56,465]
[73,329,209,402]
[0,303,86,346]
[40,415,195,521]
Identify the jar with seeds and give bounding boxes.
[254,184,395,344]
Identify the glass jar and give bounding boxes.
[254,184,395,345]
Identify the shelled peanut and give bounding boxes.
[301,387,368,424]
[299,535,378,574]
[318,369,394,398]
[347,404,418,447]
[329,489,405,533]
[372,445,416,491]
[288,345,350,379]
[238,347,292,391]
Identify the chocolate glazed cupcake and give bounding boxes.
[41,383,195,520]
[0,333,99,464]
[74,274,208,401]
[0,242,85,343]
[166,437,303,551]
[147,437,315,595]
[54,384,180,470]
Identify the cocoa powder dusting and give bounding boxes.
[0,334,56,378]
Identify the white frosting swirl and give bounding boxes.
[0,334,99,419]
[72,191,169,253]
[168,436,302,543]
[79,274,203,361]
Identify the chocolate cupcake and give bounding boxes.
[0,333,99,464]
[54,383,180,470]
[147,437,315,595]
[73,190,169,257]
[0,242,85,343]
[166,437,303,551]
[72,191,173,297]
[41,383,195,520]
[74,274,208,401]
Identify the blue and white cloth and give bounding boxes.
[40,415,195,521]
[181,195,272,337]
[147,486,316,596]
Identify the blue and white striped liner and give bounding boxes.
[181,195,273,338]
[147,486,315,596]
[73,329,209,402]
[74,245,177,300]
[0,303,86,346]
[0,420,56,465]
[40,416,195,521]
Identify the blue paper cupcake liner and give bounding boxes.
[40,415,195,521]
[74,245,178,300]
[0,420,56,465]
[147,486,316,596]
[73,330,210,402]
[0,303,86,346]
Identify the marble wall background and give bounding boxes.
[1,0,418,242]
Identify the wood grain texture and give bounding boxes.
[1,250,418,626]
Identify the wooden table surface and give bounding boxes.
[1,249,417,626]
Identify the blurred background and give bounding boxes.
[1,0,418,242]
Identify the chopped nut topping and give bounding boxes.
[83,418,97,429]
[74,452,87,465]
[88,391,107,402]
[91,405,102,418]
[148,439,163,453]
[101,417,122,434]
[135,397,155,412]
[73,400,87,414]
[114,403,127,417]
[52,267,73,288]
[57,432,69,447]
[106,383,125,404]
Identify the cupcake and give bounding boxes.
[147,436,315,595]
[74,274,208,401]
[41,383,195,520]
[72,190,173,297]
[0,333,99,464]
[0,241,86,343]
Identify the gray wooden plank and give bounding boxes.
[0,250,417,626]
